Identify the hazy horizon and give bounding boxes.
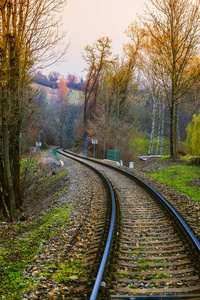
[43,0,146,79]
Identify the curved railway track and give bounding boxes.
[57,149,200,300]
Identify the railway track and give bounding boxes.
[58,149,200,300]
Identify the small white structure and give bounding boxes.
[129,161,134,168]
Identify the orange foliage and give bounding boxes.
[57,75,69,101]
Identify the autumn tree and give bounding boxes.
[82,37,112,135]
[85,27,144,158]
[108,23,146,150]
[142,0,200,160]
[0,0,67,220]
[87,55,140,157]
[105,58,137,150]
[44,75,80,148]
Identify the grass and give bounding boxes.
[117,272,172,280]
[129,136,169,156]
[139,264,151,271]
[20,157,39,171]
[139,243,146,246]
[135,258,169,264]
[54,259,85,283]
[154,273,172,279]
[129,251,142,256]
[41,169,68,186]
[117,273,132,278]
[54,186,68,196]
[128,284,137,289]
[0,205,72,299]
[147,165,200,201]
[117,273,142,280]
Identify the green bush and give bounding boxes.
[186,112,200,156]
[129,138,150,156]
[129,136,169,156]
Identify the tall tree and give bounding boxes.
[82,37,112,135]
[142,0,200,159]
[105,57,137,150]
[0,0,67,220]
[87,53,139,157]
[86,25,143,157]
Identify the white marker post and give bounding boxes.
[92,139,98,158]
[129,162,134,168]
[36,134,42,157]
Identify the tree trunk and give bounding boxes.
[84,96,87,126]
[114,94,120,150]
[0,156,10,219]
[160,103,165,155]
[170,100,177,160]
[148,96,156,155]
[155,100,161,155]
[177,105,181,145]
[2,117,16,221]
[12,122,22,210]
[9,42,22,211]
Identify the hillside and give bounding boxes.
[34,83,84,105]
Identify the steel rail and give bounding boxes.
[62,149,200,252]
[110,166,200,252]
[57,149,116,300]
[90,176,115,300]
[117,169,200,252]
[61,150,200,300]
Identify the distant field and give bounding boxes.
[68,89,83,105]
[34,83,83,105]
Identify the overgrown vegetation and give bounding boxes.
[0,205,72,299]
[20,154,68,202]
[54,259,84,283]
[129,137,150,156]
[0,0,69,221]
[129,135,170,157]
[186,111,200,156]
[147,165,200,201]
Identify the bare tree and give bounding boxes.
[82,37,112,136]
[85,26,144,157]
[0,0,68,220]
[142,0,200,159]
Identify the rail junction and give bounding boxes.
[57,149,200,300]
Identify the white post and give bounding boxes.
[129,162,134,168]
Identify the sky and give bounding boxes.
[44,0,146,78]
